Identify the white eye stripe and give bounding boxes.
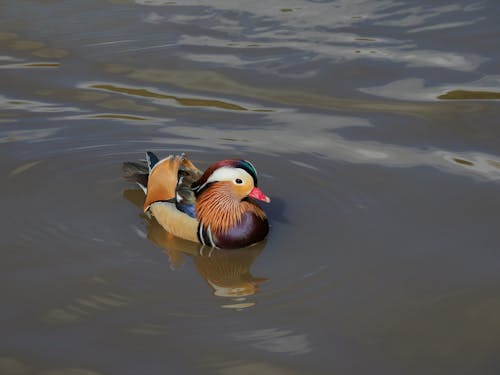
[206,167,251,184]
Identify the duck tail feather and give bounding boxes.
[123,161,149,193]
[146,151,160,173]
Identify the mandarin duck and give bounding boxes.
[123,152,270,249]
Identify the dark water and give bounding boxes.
[2,1,500,374]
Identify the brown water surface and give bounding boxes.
[1,1,500,374]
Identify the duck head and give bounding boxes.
[192,159,270,203]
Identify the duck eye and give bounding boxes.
[235,178,243,184]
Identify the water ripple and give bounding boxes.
[134,0,487,72]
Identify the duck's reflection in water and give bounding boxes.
[124,189,268,309]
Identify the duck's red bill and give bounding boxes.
[249,187,271,203]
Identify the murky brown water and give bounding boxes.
[2,1,500,374]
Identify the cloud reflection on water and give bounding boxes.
[74,68,500,182]
[176,35,484,73]
[134,0,486,73]
[0,95,80,114]
[360,76,500,101]
[152,110,500,181]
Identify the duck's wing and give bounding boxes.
[175,155,203,218]
[143,152,186,211]
[124,152,202,216]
